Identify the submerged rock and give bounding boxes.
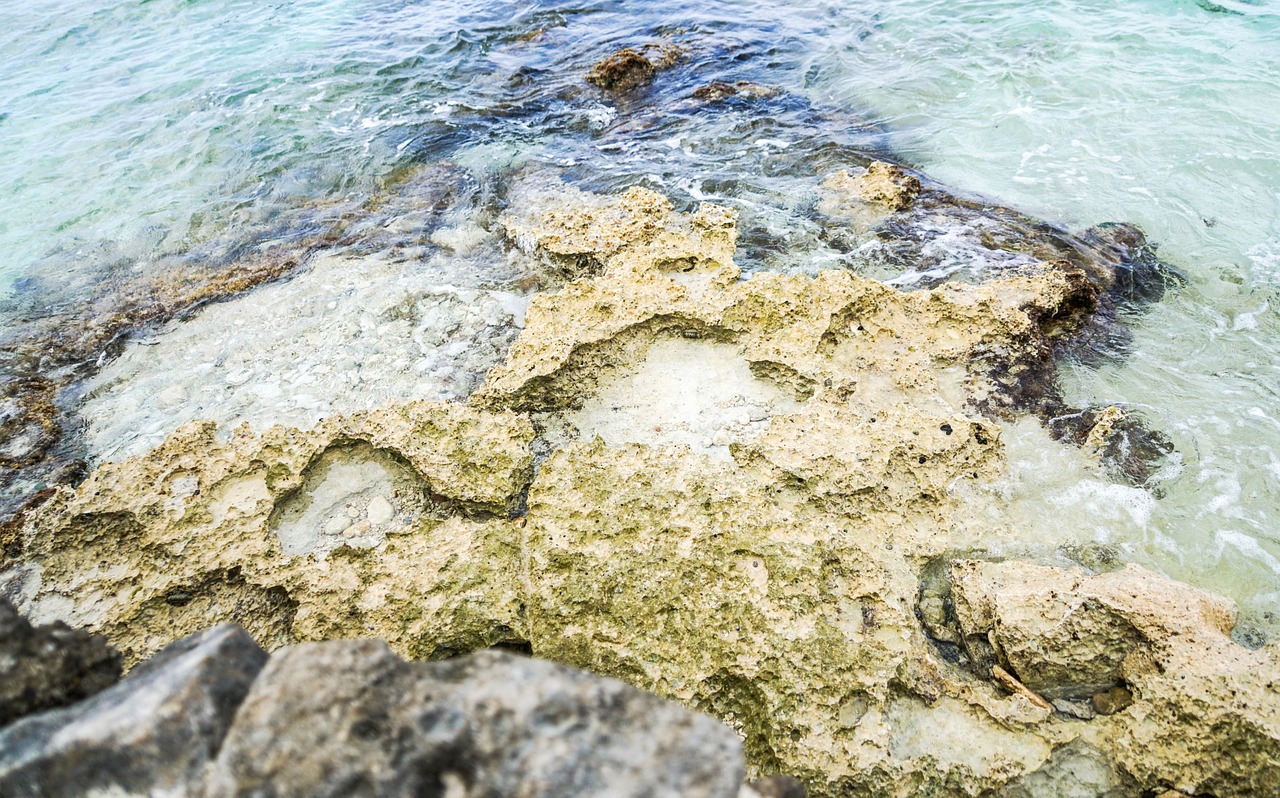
[4,186,1274,798]
[586,44,681,93]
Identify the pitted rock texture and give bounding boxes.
[5,186,1276,798]
[2,401,535,665]
[950,561,1280,797]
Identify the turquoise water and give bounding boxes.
[3,0,1280,629]
[813,0,1280,632]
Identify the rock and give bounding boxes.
[744,775,807,798]
[587,48,655,91]
[691,81,778,103]
[0,597,120,728]
[1091,687,1133,716]
[950,560,1280,796]
[586,45,680,93]
[0,624,266,797]
[6,185,1275,798]
[204,642,745,798]
[2,400,534,666]
[1045,403,1178,487]
[820,161,922,213]
[951,560,1150,697]
[1051,698,1096,721]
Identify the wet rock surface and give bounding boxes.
[2,186,1272,798]
[586,44,682,93]
[0,598,121,727]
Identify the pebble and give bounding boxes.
[366,495,395,525]
[342,520,371,539]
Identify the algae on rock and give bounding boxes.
[4,182,1277,798]
[2,401,534,665]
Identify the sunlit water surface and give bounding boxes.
[2,0,1279,632]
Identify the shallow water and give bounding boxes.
[3,0,1280,632]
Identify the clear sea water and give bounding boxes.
[2,0,1279,631]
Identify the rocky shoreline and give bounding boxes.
[2,173,1275,796]
[1,604,798,798]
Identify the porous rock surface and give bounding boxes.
[3,401,536,665]
[3,185,1277,797]
[950,560,1280,797]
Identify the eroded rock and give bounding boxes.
[586,45,682,93]
[6,185,1274,798]
[205,643,746,798]
[951,560,1280,796]
[1,401,534,665]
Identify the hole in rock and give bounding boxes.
[270,442,428,557]
[561,337,801,459]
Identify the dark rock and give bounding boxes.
[586,45,680,94]
[0,624,267,797]
[1046,404,1178,488]
[0,598,121,727]
[204,641,745,798]
[1093,686,1135,716]
[1079,222,1183,306]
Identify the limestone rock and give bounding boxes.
[2,400,535,665]
[6,185,1273,798]
[204,643,746,798]
[820,161,922,213]
[951,560,1280,796]
[0,624,266,797]
[0,597,121,727]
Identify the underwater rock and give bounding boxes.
[1045,403,1178,488]
[79,249,529,464]
[6,186,1274,798]
[205,644,747,798]
[0,624,266,797]
[0,161,481,527]
[0,597,121,727]
[690,81,779,103]
[586,45,681,93]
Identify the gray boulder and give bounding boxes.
[0,597,121,727]
[203,641,747,798]
[0,623,267,797]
